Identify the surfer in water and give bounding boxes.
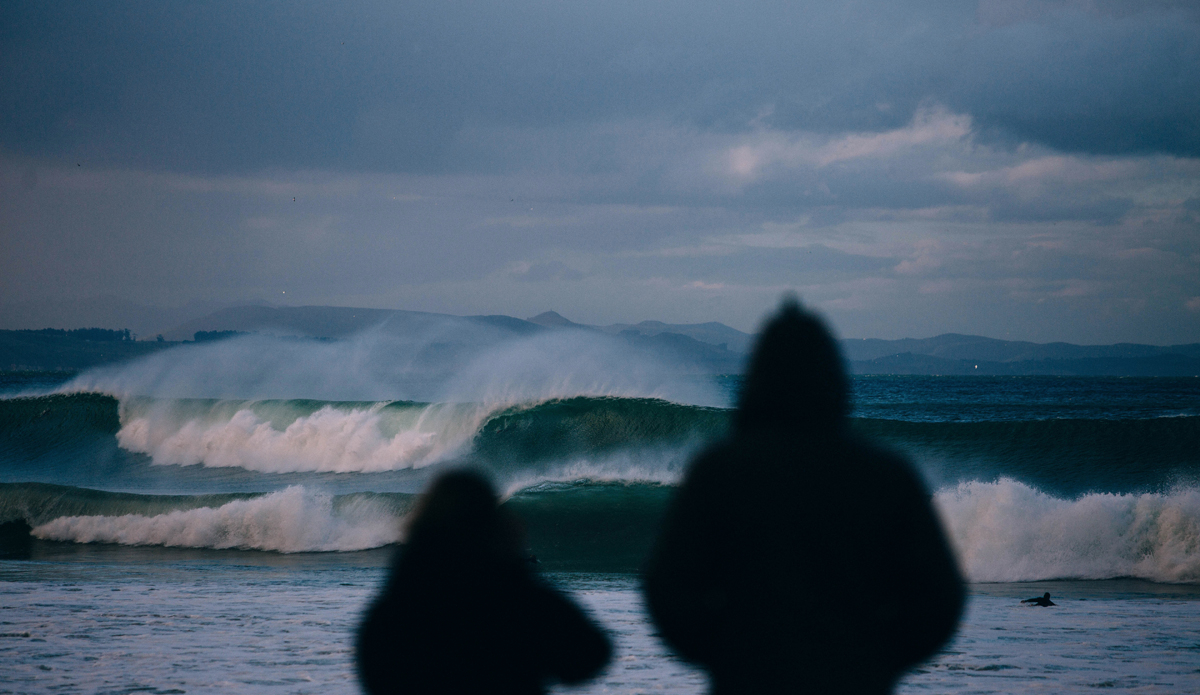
[1022,592,1056,606]
[644,299,964,695]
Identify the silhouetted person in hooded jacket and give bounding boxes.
[644,300,964,695]
[356,470,611,695]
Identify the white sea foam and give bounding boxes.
[58,325,723,406]
[116,400,488,473]
[31,486,400,552]
[936,478,1200,583]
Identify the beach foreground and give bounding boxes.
[3,545,1198,694]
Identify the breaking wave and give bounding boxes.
[2,381,1199,579]
[936,478,1200,583]
[114,395,724,476]
[30,486,403,553]
[115,399,483,473]
[6,478,1200,580]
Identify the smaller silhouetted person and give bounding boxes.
[356,470,611,695]
[644,299,964,695]
[0,520,34,560]
[1022,592,1056,606]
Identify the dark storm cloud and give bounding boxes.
[946,4,1200,156]
[3,0,1198,175]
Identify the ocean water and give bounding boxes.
[4,557,1199,694]
[2,340,1200,693]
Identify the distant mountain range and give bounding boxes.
[841,333,1200,376]
[525,311,755,354]
[2,303,1198,376]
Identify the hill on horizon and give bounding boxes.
[3,303,1198,376]
[157,305,1199,376]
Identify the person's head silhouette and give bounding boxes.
[405,469,522,559]
[735,298,849,434]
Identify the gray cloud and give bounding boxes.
[608,245,897,285]
[3,0,1198,176]
[510,261,586,283]
[2,1,1199,345]
[946,5,1200,156]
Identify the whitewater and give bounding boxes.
[3,331,1200,693]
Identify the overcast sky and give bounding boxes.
[2,0,1199,343]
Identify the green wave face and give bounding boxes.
[3,394,1200,495]
[857,417,1200,496]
